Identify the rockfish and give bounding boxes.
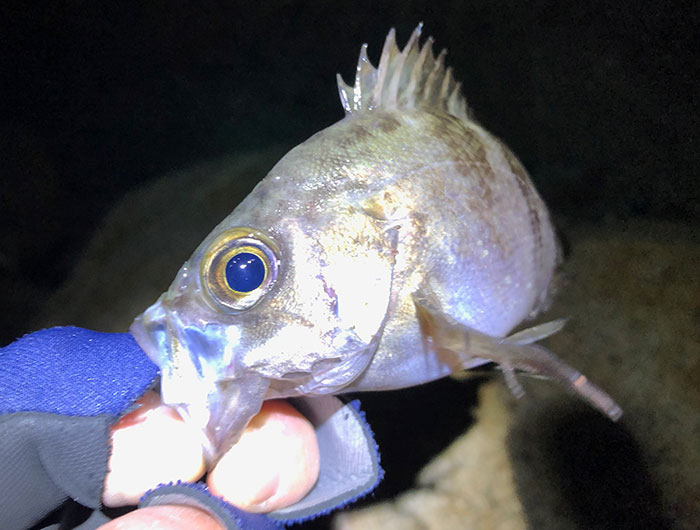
[131,25,622,464]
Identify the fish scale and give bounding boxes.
[131,25,621,465]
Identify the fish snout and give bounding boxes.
[131,298,259,465]
[130,298,173,367]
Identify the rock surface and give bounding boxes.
[34,153,699,529]
[336,382,526,530]
[339,218,698,529]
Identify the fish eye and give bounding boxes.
[225,252,265,292]
[200,227,280,312]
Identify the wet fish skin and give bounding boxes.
[131,25,620,465]
[295,108,559,391]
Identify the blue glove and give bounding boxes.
[0,327,382,530]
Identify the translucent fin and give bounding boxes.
[337,23,470,119]
[413,291,623,421]
[504,318,567,345]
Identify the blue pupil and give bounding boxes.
[225,252,265,293]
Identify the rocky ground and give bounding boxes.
[29,151,699,529]
[339,217,700,530]
[3,6,696,528]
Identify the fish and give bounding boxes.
[130,24,622,465]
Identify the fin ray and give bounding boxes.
[504,318,567,345]
[337,24,471,119]
[412,291,623,421]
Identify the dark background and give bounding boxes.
[1,1,697,344]
[1,2,698,528]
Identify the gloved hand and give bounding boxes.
[0,327,382,530]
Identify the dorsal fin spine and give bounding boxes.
[441,67,455,101]
[384,32,404,108]
[374,28,396,108]
[404,36,431,103]
[337,24,471,120]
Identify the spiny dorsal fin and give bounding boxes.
[337,24,470,120]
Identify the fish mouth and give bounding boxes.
[130,300,256,465]
[130,300,173,367]
[129,301,213,442]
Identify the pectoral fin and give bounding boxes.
[412,291,622,421]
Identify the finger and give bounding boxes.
[98,504,223,530]
[208,400,320,513]
[103,391,206,507]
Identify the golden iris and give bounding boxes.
[200,227,279,312]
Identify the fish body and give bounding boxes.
[131,25,621,463]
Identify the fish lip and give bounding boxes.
[129,299,176,368]
[130,317,150,354]
[131,305,220,458]
[130,301,241,461]
[131,298,272,466]
[129,312,166,366]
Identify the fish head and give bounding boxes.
[130,171,397,462]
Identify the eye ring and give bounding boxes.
[200,227,280,312]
